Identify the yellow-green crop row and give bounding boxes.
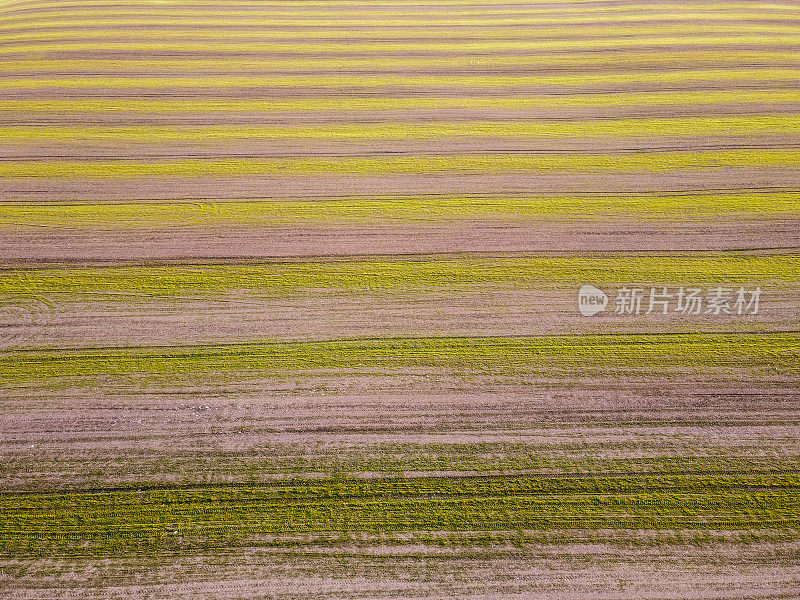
[5,452,797,493]
[8,8,790,23]
[1,150,797,178]
[4,116,798,142]
[2,12,798,30]
[5,0,641,6]
[3,90,799,113]
[0,0,768,11]
[3,52,800,74]
[2,474,799,557]
[0,333,797,384]
[0,9,798,27]
[2,255,797,297]
[2,1,795,17]
[3,36,800,55]
[4,69,799,89]
[5,24,798,44]
[2,194,798,229]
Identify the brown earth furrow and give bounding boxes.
[5,65,800,78]
[4,66,800,78]
[0,288,796,349]
[4,21,800,36]
[3,170,799,201]
[9,43,800,60]
[6,32,799,47]
[11,43,799,59]
[3,137,799,161]
[3,550,798,600]
[2,219,799,261]
[4,104,800,125]
[7,81,800,99]
[6,1,792,13]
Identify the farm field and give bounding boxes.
[1,0,800,598]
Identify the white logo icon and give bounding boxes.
[578,285,608,316]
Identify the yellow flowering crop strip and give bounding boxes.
[3,116,798,142]
[4,90,799,113]
[4,69,799,89]
[1,150,798,178]
[3,52,800,74]
[3,36,800,55]
[2,193,798,229]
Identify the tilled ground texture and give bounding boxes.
[1,0,799,598]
